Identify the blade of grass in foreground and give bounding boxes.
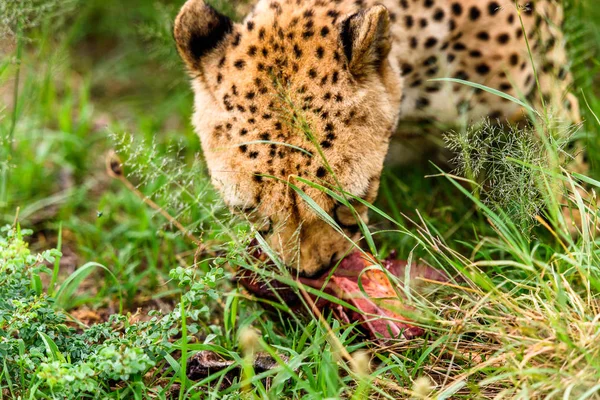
[178,299,188,400]
[430,78,539,116]
[38,332,66,363]
[48,222,62,297]
[54,262,123,313]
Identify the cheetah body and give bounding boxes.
[174,0,578,275]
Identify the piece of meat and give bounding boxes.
[237,248,449,340]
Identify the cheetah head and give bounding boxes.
[175,0,402,276]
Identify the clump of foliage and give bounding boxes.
[0,225,223,398]
[0,0,77,39]
[444,119,575,229]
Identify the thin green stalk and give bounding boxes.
[515,1,545,112]
[48,222,62,297]
[178,299,188,400]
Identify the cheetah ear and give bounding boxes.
[340,5,391,78]
[174,0,233,72]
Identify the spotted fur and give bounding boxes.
[175,0,581,276]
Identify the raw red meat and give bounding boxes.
[237,248,448,340]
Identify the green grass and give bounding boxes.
[1,0,600,398]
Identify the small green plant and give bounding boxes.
[444,118,575,230]
[0,225,225,398]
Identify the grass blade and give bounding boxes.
[38,332,66,362]
[54,261,123,313]
[430,78,539,116]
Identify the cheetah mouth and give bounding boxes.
[237,240,450,340]
[244,238,342,278]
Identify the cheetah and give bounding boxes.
[174,0,581,277]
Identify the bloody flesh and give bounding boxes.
[237,246,448,340]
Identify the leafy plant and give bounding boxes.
[444,119,576,229]
[0,225,225,398]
